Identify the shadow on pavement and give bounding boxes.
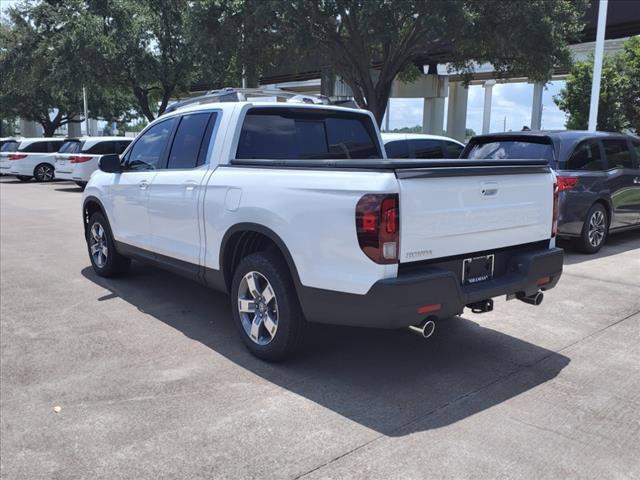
[82,263,570,436]
[559,229,640,265]
[53,186,84,193]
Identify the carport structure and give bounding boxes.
[211,0,640,141]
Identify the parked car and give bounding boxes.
[461,131,640,253]
[55,137,132,188]
[382,132,464,159]
[82,89,563,360]
[0,138,21,176]
[3,138,66,182]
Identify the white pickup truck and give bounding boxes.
[82,89,563,360]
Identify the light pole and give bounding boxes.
[588,0,608,131]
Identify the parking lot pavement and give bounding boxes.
[1,178,639,479]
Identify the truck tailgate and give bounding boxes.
[396,162,554,263]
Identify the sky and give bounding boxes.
[385,80,568,134]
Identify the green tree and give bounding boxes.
[554,36,640,133]
[279,0,587,126]
[0,1,135,136]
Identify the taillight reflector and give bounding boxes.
[537,276,552,286]
[70,155,92,164]
[8,154,27,161]
[417,303,441,315]
[552,178,559,237]
[355,194,399,264]
[557,176,579,192]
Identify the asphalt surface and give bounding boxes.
[1,177,639,479]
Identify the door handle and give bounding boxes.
[634,177,640,184]
[184,181,198,191]
[139,180,149,190]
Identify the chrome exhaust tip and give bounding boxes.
[409,319,436,338]
[518,291,544,306]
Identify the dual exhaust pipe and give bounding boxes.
[408,291,544,339]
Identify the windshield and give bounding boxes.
[1,141,19,152]
[466,140,555,163]
[58,140,83,154]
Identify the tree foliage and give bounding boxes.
[279,0,588,125]
[554,36,640,133]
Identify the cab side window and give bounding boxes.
[409,139,443,159]
[566,139,603,170]
[602,139,634,169]
[384,140,410,158]
[444,141,464,158]
[166,112,215,169]
[126,118,177,171]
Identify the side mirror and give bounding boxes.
[99,154,122,173]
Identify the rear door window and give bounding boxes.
[602,139,634,169]
[58,140,83,154]
[566,139,603,170]
[48,140,64,152]
[21,141,50,153]
[236,108,381,160]
[466,140,554,162]
[166,112,214,169]
[409,139,443,159]
[384,140,410,158]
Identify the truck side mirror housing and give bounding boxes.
[99,154,122,173]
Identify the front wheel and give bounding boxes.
[87,212,131,277]
[231,251,307,361]
[576,203,608,253]
[34,163,54,182]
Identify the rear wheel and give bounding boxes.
[576,203,608,253]
[34,163,54,182]
[231,251,307,361]
[87,212,131,277]
[16,175,31,182]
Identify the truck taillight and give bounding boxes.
[356,194,399,264]
[557,176,579,192]
[70,155,91,164]
[8,154,27,161]
[552,178,559,237]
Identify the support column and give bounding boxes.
[446,82,469,142]
[482,80,496,134]
[531,82,544,131]
[68,119,82,137]
[422,97,445,135]
[384,102,390,131]
[19,118,41,137]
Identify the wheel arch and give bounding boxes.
[82,196,109,237]
[33,161,55,179]
[219,223,302,293]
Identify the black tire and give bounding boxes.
[231,251,307,361]
[33,163,55,182]
[16,175,32,182]
[75,181,87,189]
[576,203,608,254]
[86,212,131,277]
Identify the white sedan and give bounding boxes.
[381,132,464,159]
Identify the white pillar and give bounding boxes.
[482,80,496,134]
[531,82,544,131]
[19,119,41,137]
[384,102,390,131]
[68,119,82,137]
[588,0,608,131]
[446,82,469,142]
[422,97,445,135]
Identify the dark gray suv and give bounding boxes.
[461,131,640,253]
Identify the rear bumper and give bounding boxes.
[298,247,563,328]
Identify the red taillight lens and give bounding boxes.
[8,154,27,161]
[552,178,559,237]
[557,176,579,192]
[356,194,399,264]
[70,155,91,164]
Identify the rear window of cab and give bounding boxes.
[236,108,382,160]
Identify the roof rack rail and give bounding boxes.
[162,87,332,116]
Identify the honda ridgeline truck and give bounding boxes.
[82,89,563,360]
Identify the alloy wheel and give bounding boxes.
[237,271,279,345]
[588,210,606,247]
[36,164,54,182]
[89,222,108,268]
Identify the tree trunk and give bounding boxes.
[132,85,156,122]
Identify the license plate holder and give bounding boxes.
[462,254,495,285]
